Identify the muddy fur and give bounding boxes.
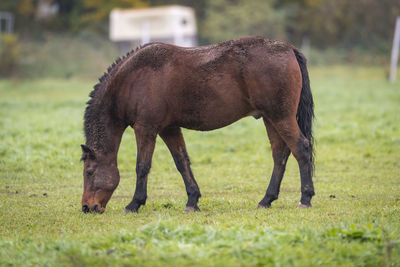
[81,36,315,213]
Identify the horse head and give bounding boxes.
[80,144,120,213]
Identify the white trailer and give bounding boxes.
[110,5,197,53]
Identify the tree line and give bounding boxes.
[1,0,400,52]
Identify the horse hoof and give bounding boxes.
[257,204,271,209]
[122,209,131,214]
[123,208,138,214]
[184,206,200,212]
[298,203,312,209]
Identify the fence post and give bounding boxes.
[390,16,400,83]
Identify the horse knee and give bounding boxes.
[136,161,151,178]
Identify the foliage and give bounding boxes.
[16,32,119,79]
[7,34,390,80]
[0,34,20,77]
[74,0,149,32]
[0,0,37,33]
[0,0,149,33]
[2,0,400,51]
[286,0,400,50]
[201,0,287,43]
[0,67,399,265]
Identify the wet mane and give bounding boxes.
[83,43,154,151]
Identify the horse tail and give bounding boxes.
[293,48,314,173]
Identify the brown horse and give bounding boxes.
[80,36,315,214]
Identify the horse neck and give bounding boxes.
[85,102,125,158]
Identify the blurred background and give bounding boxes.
[1,3,400,264]
[1,0,400,80]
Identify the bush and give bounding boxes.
[17,32,119,79]
[0,33,20,77]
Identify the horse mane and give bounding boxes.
[89,43,155,102]
[83,43,154,151]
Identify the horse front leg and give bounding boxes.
[159,127,201,212]
[124,125,156,213]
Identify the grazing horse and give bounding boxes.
[80,36,315,214]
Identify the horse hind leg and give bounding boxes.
[258,119,291,208]
[159,127,201,212]
[271,118,315,208]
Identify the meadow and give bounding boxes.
[0,66,399,266]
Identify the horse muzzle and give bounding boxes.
[82,204,105,213]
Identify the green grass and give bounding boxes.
[0,66,399,266]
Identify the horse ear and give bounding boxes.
[81,144,96,161]
[81,144,92,154]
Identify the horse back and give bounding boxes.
[116,37,301,130]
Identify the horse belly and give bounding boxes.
[177,98,251,131]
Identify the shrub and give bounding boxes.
[0,33,20,77]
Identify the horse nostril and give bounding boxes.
[82,205,89,213]
[93,204,99,213]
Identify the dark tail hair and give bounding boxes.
[293,48,315,173]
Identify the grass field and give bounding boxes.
[0,66,399,266]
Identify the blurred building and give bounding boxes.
[35,0,59,21]
[0,11,14,34]
[110,5,197,53]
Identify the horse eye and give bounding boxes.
[86,169,95,176]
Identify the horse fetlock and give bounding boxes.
[124,203,140,213]
[189,187,201,196]
[187,186,200,198]
[300,190,314,207]
[125,197,146,213]
[186,194,200,208]
[258,194,277,208]
[301,185,315,196]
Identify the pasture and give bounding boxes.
[0,66,399,266]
